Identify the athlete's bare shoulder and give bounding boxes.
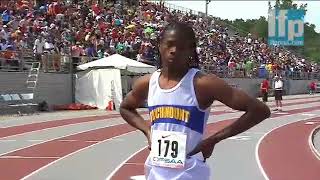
[131,74,152,97]
[193,71,226,109]
[194,71,263,111]
[120,74,152,109]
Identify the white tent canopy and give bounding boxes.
[75,54,156,110]
[77,54,156,73]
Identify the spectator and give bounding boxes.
[0,0,317,76]
[274,76,283,111]
[309,81,316,95]
[260,77,270,103]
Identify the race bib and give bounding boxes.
[150,130,187,168]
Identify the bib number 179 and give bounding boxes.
[157,139,178,158]
[151,130,187,168]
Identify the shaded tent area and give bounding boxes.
[73,54,156,111]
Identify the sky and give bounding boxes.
[166,1,320,33]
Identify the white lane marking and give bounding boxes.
[227,135,251,141]
[274,112,289,115]
[125,162,145,165]
[130,175,146,180]
[105,146,147,180]
[308,125,320,160]
[106,138,125,142]
[255,116,320,180]
[58,139,101,143]
[1,95,318,129]
[305,122,316,125]
[0,140,17,142]
[58,140,78,142]
[302,113,317,116]
[21,131,139,180]
[27,140,44,142]
[85,140,101,143]
[0,156,59,159]
[0,122,126,158]
[1,98,318,178]
[0,115,129,139]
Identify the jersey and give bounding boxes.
[144,68,211,180]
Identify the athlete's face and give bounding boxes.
[159,29,195,69]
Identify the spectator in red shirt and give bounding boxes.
[261,77,269,102]
[309,81,316,95]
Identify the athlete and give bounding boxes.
[120,21,271,180]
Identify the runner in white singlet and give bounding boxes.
[120,21,271,180]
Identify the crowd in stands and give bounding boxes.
[0,0,318,79]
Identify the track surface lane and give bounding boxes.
[0,123,137,180]
[108,106,320,179]
[0,99,315,159]
[1,97,319,140]
[259,118,320,180]
[0,96,319,180]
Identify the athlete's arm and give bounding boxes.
[196,73,271,143]
[120,74,151,140]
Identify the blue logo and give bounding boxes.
[268,9,305,46]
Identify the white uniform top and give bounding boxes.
[274,80,283,90]
[145,68,211,180]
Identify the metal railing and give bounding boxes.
[201,65,320,80]
[0,50,100,73]
[1,49,319,80]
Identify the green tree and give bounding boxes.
[220,0,320,63]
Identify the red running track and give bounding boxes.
[0,123,136,180]
[258,117,320,180]
[109,105,320,179]
[0,103,319,179]
[0,97,318,139]
[0,109,236,139]
[110,119,234,179]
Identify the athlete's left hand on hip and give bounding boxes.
[187,137,219,161]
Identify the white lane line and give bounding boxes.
[106,138,125,142]
[21,131,140,180]
[1,95,318,130]
[273,112,290,115]
[58,140,78,142]
[308,124,320,160]
[0,140,17,142]
[0,115,128,139]
[305,122,316,125]
[58,139,102,143]
[302,113,317,116]
[227,135,251,141]
[130,175,146,180]
[1,98,318,178]
[105,146,147,180]
[27,140,44,142]
[255,116,320,180]
[85,140,101,143]
[125,162,145,165]
[0,156,60,159]
[0,122,125,158]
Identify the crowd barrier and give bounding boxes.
[201,65,319,80]
[0,49,318,80]
[0,50,99,73]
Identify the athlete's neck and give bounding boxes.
[161,67,189,80]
